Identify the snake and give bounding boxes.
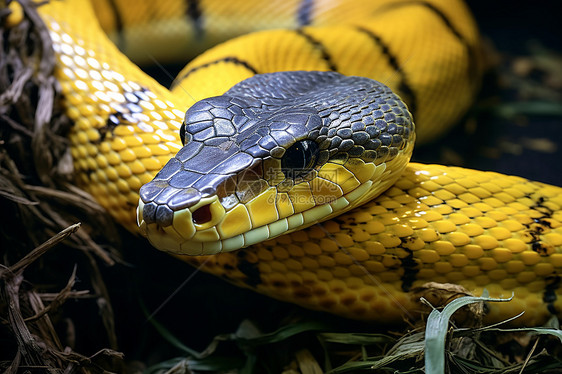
[10,0,561,325]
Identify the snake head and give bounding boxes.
[138,71,414,255]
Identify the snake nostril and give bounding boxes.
[192,204,212,225]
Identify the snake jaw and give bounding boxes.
[137,147,412,256]
[138,195,231,255]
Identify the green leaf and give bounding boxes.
[319,332,394,345]
[492,101,562,118]
[423,290,514,374]
[481,327,562,343]
[234,320,328,348]
[140,300,202,357]
[144,355,245,373]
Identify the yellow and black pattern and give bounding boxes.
[170,0,482,144]
[30,0,562,325]
[183,163,562,325]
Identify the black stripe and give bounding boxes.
[543,275,560,315]
[294,28,337,71]
[415,1,478,82]
[398,247,420,292]
[185,0,204,40]
[106,0,126,50]
[236,251,262,287]
[171,57,259,89]
[378,1,478,83]
[355,27,417,116]
[297,0,314,26]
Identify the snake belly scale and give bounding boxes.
[29,0,562,325]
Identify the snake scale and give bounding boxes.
[11,0,562,325]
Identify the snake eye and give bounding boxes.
[179,122,186,146]
[281,140,319,179]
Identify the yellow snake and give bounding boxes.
[10,0,562,326]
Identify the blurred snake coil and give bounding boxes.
[16,0,562,325]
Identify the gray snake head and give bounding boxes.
[137,71,415,255]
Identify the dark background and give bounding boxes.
[143,0,562,187]
[414,0,561,186]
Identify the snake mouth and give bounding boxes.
[136,158,405,256]
[137,196,228,255]
[137,194,338,255]
[138,142,415,256]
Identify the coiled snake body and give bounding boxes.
[24,0,562,324]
